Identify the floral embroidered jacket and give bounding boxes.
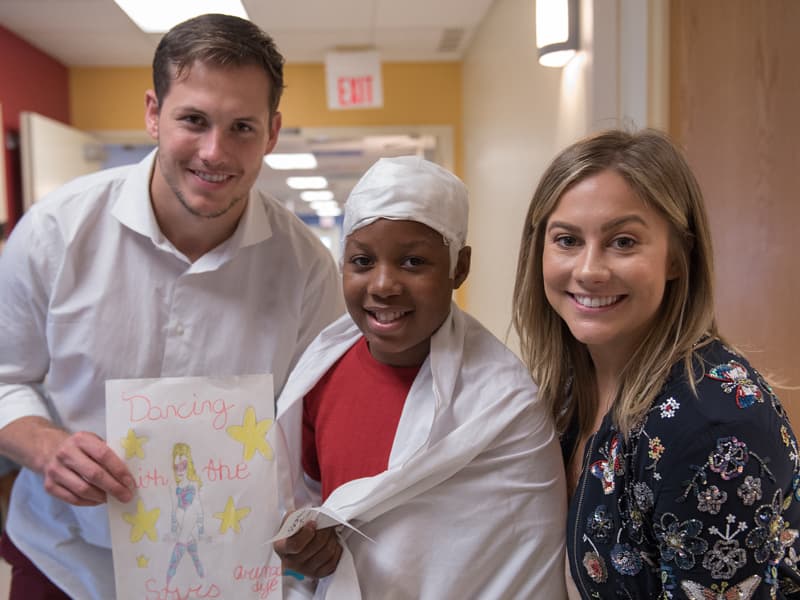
[563,339,800,599]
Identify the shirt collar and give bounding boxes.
[109,148,161,242]
[110,149,274,263]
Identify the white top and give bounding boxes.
[277,305,568,599]
[0,150,344,599]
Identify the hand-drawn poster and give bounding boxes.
[106,374,283,600]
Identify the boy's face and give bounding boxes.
[343,219,469,367]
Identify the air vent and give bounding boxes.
[437,28,464,53]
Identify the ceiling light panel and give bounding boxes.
[310,200,339,211]
[287,176,329,190]
[300,190,335,202]
[113,0,248,33]
[315,206,342,217]
[264,153,318,170]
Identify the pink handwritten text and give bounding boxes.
[144,578,221,600]
[233,564,281,599]
[122,393,235,430]
[202,458,250,482]
[253,577,279,598]
[133,465,170,489]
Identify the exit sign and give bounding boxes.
[325,51,384,110]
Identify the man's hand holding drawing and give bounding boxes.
[0,415,135,506]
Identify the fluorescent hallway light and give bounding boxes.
[264,153,318,170]
[287,176,328,190]
[114,0,248,33]
[300,190,335,202]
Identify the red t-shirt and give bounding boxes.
[302,337,421,501]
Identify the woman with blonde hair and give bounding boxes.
[167,442,205,585]
[513,128,800,598]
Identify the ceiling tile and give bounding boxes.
[376,0,495,28]
[0,0,496,64]
[244,0,375,30]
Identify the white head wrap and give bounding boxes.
[342,155,469,277]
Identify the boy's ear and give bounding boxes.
[452,246,471,289]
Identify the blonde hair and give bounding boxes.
[513,129,719,441]
[172,442,202,488]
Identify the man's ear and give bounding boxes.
[453,246,471,289]
[264,111,282,156]
[144,90,159,141]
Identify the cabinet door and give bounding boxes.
[0,104,7,229]
[20,111,105,211]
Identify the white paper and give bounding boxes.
[270,506,373,546]
[106,374,282,600]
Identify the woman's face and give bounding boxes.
[174,455,188,477]
[542,169,677,364]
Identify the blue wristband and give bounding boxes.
[283,569,305,581]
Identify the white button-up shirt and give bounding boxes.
[0,150,343,599]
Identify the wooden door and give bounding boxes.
[670,0,800,422]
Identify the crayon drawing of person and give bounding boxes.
[166,442,205,585]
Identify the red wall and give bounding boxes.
[0,25,70,232]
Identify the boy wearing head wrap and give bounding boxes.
[273,156,567,599]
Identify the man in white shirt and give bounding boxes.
[0,14,342,599]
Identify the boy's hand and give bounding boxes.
[274,521,342,578]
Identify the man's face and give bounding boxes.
[145,61,280,230]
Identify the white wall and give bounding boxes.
[462,0,591,351]
[461,0,660,351]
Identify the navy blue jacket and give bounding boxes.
[564,339,800,599]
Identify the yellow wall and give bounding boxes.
[70,67,151,131]
[70,61,466,304]
[69,62,462,175]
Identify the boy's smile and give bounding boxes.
[343,219,469,367]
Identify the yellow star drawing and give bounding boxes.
[213,496,251,534]
[136,554,150,568]
[122,499,160,543]
[120,428,148,459]
[226,406,274,461]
